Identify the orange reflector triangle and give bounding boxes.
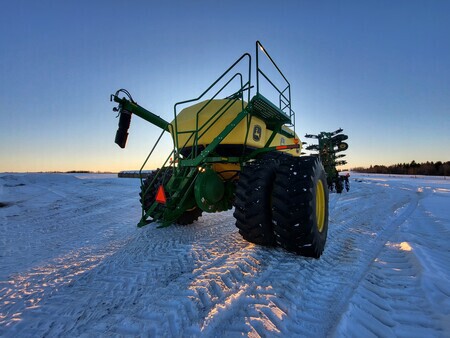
[156,185,167,204]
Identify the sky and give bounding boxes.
[1,0,449,172]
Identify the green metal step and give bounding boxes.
[250,93,292,130]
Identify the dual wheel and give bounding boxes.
[233,156,329,258]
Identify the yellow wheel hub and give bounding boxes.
[315,180,326,232]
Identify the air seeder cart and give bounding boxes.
[110,42,329,258]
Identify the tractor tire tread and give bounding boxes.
[272,156,329,258]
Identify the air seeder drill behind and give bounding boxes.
[110,42,329,258]
[305,129,350,193]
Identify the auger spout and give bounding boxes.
[111,89,170,148]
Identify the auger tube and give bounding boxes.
[112,94,170,132]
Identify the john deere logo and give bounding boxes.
[253,125,262,142]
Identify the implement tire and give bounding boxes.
[140,168,202,225]
[233,159,277,246]
[139,169,168,220]
[272,156,329,258]
[176,207,203,225]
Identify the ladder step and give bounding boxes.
[250,93,291,129]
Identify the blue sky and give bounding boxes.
[1,0,449,172]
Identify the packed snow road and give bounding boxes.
[1,173,449,337]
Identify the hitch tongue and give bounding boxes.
[115,108,132,148]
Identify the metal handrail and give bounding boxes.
[256,41,292,120]
[138,128,175,220]
[169,84,245,162]
[192,73,245,157]
[172,96,241,162]
[173,53,251,153]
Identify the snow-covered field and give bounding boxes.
[1,172,449,337]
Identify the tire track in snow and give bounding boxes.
[333,243,444,337]
[3,175,446,337]
[196,180,421,336]
[70,179,420,337]
[0,176,139,336]
[1,176,139,280]
[7,211,252,337]
[332,186,450,337]
[317,184,421,333]
[0,239,128,333]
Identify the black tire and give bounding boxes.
[139,169,167,217]
[140,168,202,225]
[272,156,329,258]
[139,169,171,208]
[233,159,277,246]
[328,182,335,193]
[336,179,344,194]
[176,207,203,225]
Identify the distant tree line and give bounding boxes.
[352,161,450,176]
[36,171,115,174]
[65,170,92,173]
[35,170,93,173]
